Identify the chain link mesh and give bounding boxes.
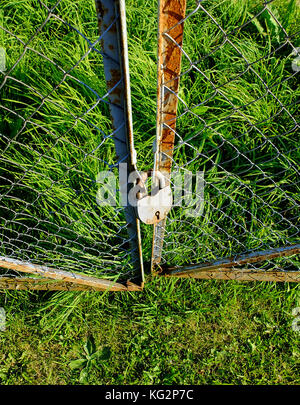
[0,0,141,284]
[0,0,299,287]
[155,0,300,273]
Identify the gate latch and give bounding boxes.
[136,171,172,225]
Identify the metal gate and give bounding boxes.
[0,0,299,291]
[152,0,300,282]
[0,0,143,291]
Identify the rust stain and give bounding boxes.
[157,0,187,175]
[103,21,118,33]
[108,85,122,99]
[109,68,122,83]
[95,1,109,26]
[107,68,122,102]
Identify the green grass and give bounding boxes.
[0,0,299,385]
[0,278,299,384]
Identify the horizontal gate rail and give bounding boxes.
[161,269,300,283]
[159,244,300,282]
[0,257,142,291]
[0,277,136,291]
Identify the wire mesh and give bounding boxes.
[0,0,142,286]
[153,0,300,275]
[0,0,299,288]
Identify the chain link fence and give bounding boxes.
[0,0,299,289]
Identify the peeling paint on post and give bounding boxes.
[152,0,187,269]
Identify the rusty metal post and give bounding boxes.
[151,0,187,269]
[95,0,144,285]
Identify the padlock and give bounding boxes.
[136,171,173,225]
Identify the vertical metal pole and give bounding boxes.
[95,0,144,284]
[152,0,187,269]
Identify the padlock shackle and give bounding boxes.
[151,170,166,189]
[136,170,167,200]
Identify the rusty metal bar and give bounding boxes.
[159,244,300,282]
[0,257,142,291]
[163,269,300,282]
[95,0,144,284]
[151,0,187,269]
[0,277,128,291]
